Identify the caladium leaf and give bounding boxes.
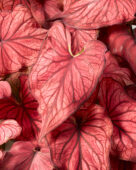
[70,28,98,53]
[0,75,41,140]
[47,104,112,170]
[0,81,11,99]
[101,52,133,86]
[0,5,47,76]
[0,119,21,145]
[29,0,46,27]
[29,22,106,137]
[106,25,136,74]
[63,0,75,11]
[61,0,136,29]
[99,78,136,161]
[44,0,62,19]
[0,0,30,10]
[0,140,53,170]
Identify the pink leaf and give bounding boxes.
[0,5,47,76]
[99,78,136,161]
[29,22,106,137]
[106,25,136,74]
[0,75,41,140]
[0,140,53,170]
[101,52,133,86]
[70,28,98,53]
[47,104,112,170]
[0,150,5,161]
[44,0,62,19]
[0,119,21,145]
[0,81,11,99]
[29,0,46,27]
[62,0,136,29]
[0,0,30,10]
[63,0,75,11]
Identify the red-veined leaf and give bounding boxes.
[61,0,136,29]
[0,0,30,10]
[0,81,11,99]
[44,0,62,19]
[0,119,21,145]
[0,5,47,76]
[29,0,46,27]
[70,28,98,53]
[47,104,112,170]
[0,140,53,170]
[0,75,41,140]
[29,21,106,137]
[106,25,136,74]
[101,52,133,86]
[63,0,75,11]
[99,77,136,161]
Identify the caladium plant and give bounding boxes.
[0,0,136,169]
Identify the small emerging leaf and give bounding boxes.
[0,119,21,145]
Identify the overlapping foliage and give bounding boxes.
[0,0,136,169]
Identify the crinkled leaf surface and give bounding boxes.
[47,104,112,170]
[0,75,41,140]
[0,0,30,10]
[0,81,11,99]
[0,140,53,170]
[0,119,21,145]
[0,5,47,76]
[99,78,136,161]
[62,0,136,29]
[29,22,106,137]
[101,52,133,86]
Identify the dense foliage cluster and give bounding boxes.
[0,0,136,169]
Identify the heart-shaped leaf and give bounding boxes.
[47,104,112,170]
[99,77,136,161]
[0,75,41,140]
[0,140,53,170]
[29,22,106,137]
[0,5,47,76]
[0,119,21,145]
